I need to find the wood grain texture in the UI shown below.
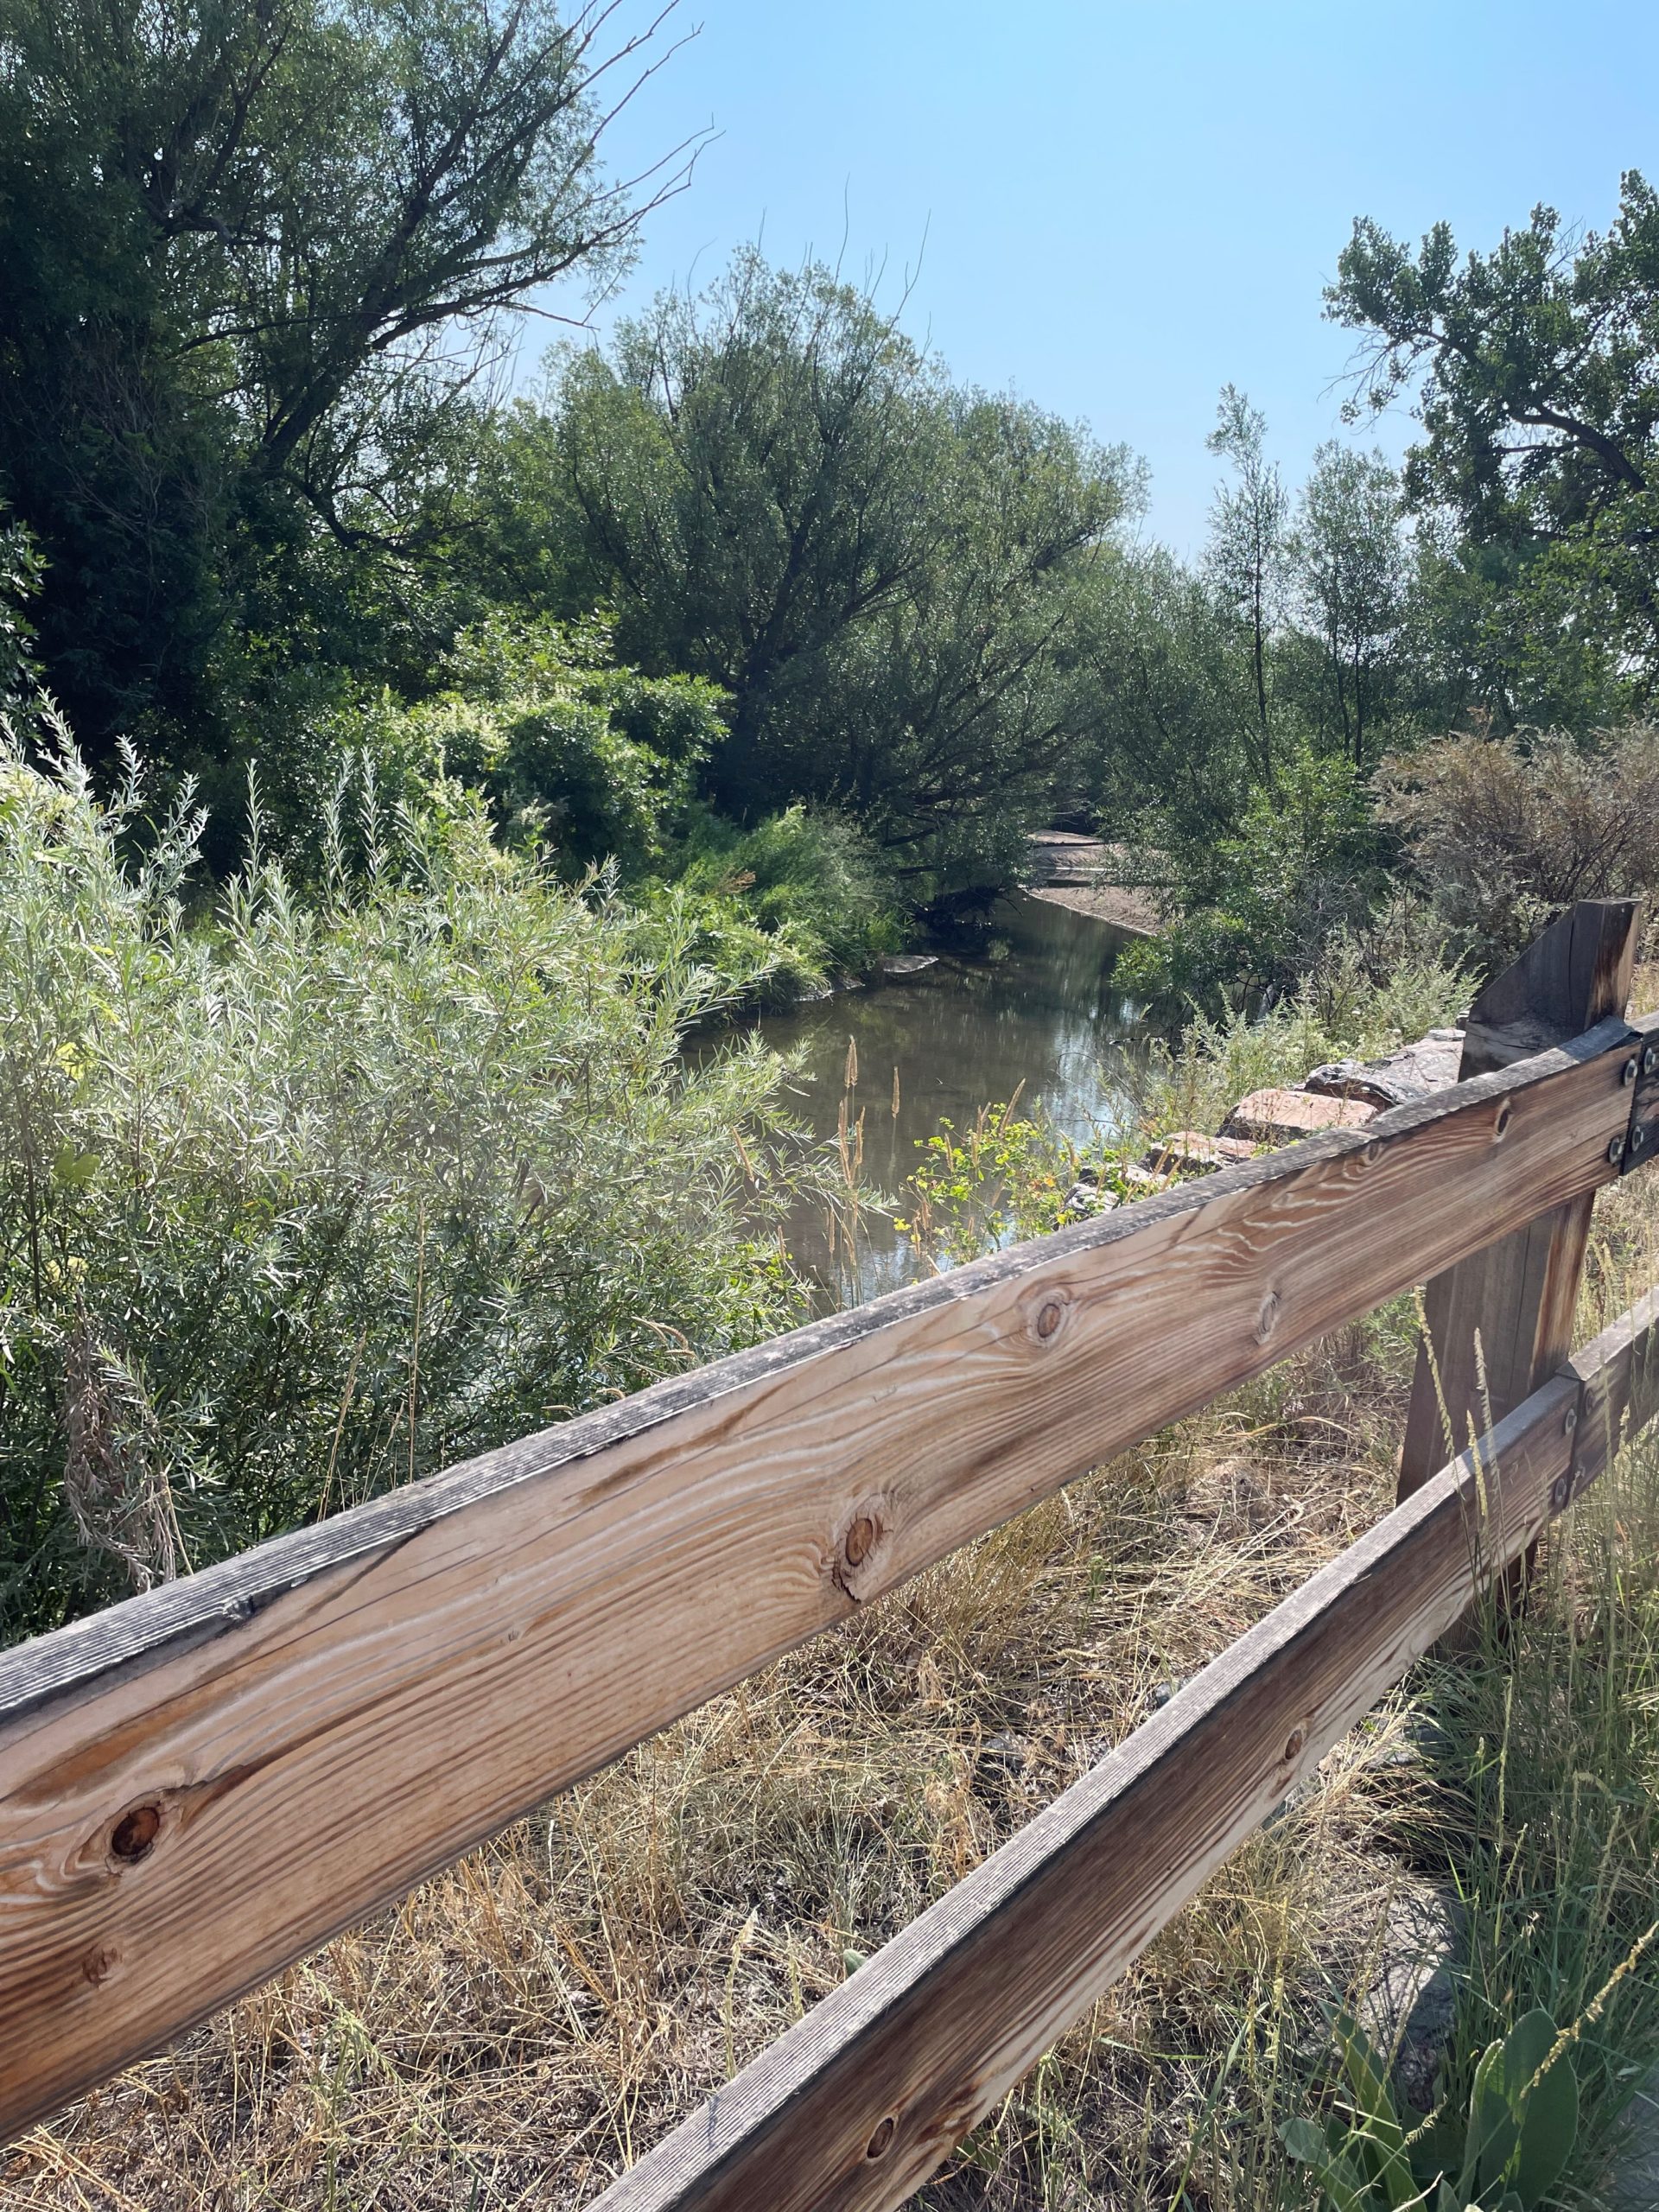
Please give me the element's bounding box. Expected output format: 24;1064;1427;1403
1565;1288;1659;1501
1398;900;1640;1497
0;1014;1647;2139
594;1367;1609;2212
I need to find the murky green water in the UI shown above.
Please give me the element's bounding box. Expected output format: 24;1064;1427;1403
735;893;1149;1305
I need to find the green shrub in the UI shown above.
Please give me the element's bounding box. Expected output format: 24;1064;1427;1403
268;620;902;1007
1283;2005;1580;2211
1135;928;1471;1137
291;611;728;878
1117;742;1395;1009
1376;724;1659;970
671;804;902;984
0;720;813;1641
0;505;43;706
894;1102;1138;1268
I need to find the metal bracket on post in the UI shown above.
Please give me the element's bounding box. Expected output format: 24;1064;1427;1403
1548;1386;1588;1518
1618;1029;1659;1174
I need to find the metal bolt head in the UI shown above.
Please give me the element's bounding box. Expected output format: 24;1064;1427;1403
1646;1045;1659;1076
1624;1057;1641;1086
1609;1134;1627;1166
1563;1406;1578;1434
1634;1126;1648;1155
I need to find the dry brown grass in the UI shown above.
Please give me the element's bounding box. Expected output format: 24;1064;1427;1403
9;976;1659;2212
0;1317;1426;2211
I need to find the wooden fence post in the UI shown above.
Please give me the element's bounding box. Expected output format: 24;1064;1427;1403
1397;898;1641;1501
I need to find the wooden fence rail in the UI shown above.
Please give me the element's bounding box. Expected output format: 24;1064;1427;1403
595;1289;1659;2212
2;903;1658;2184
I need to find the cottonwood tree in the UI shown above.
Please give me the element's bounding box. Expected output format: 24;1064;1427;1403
0;0;686;752
1287;442;1408;764
1205;385;1287;782
1328;173;1659;692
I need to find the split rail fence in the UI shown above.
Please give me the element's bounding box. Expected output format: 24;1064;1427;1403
4;899;1659;2212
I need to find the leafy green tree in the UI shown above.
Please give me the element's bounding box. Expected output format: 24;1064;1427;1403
1287;443;1408;764
1396;525;1629;737
535;251;1137;890
1205;385;1287;780
554;251;948;810
1327;173;1659;694
0;0;677;756
1065;543;1254;853
813;391;1136;893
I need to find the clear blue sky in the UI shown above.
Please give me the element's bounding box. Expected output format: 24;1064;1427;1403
536;0;1659;555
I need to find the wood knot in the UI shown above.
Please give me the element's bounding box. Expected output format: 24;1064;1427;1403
1281;1726;1306;1765
1493;1101;1513;1141
834;1499;893;1602
1025;1287;1073;1348
1254;1291;1281;1344
843;1514;878;1567
82;1943;120;1987
109;1802;162;1866
866;2114;897;2160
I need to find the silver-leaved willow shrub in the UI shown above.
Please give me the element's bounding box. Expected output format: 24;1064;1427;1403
0;714;822;1642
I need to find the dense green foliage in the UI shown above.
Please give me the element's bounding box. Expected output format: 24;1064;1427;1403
0;0;664;764
1330;173;1659;709
5;2;1658;987
1283;2006;1580;2212
8;6;1659;1630
470;252;1138;894
327;612;726;874
0;724;817;1640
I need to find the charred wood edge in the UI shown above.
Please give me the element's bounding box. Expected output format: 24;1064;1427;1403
593;1294;1659;2212
1;1009;1653;1728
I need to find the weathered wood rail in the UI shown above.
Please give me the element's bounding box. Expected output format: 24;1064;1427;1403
3;901;1659;2203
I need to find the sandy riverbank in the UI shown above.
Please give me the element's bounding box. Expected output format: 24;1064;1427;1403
1027;880;1161;936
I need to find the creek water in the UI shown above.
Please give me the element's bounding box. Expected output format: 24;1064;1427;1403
734;893;1150;1306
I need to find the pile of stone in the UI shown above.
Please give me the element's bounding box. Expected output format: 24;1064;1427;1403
1063;1027;1467;1220
1222;1027;1465;1146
